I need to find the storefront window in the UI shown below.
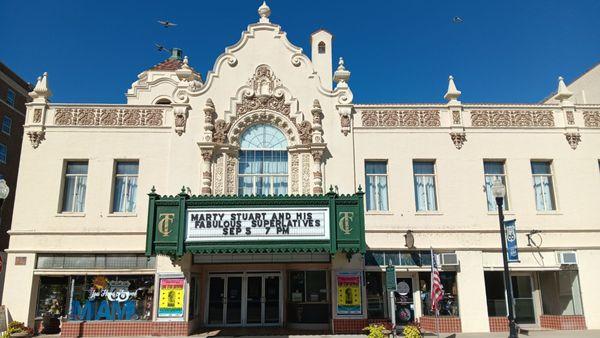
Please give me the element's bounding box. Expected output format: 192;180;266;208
36;276;69;318
365;251;431;267
418;272;459;316
485;271;507;316
68;275;154;321
287;271;328;323
539;270;583;316
366;272;384;319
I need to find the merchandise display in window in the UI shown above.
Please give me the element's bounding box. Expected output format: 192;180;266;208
419;272;459;316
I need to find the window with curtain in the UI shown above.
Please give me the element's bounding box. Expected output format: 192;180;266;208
62;161;88;212
484;161;509;211
531;161;556;211
365;161;389;211
238;124;288;196
413;161;437;211
112;161;139;213
6;89;15;107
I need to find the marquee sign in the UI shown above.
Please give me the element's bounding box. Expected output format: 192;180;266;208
146;189;366;257
186;207;329;242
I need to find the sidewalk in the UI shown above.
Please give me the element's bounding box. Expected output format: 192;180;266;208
41;330;599;338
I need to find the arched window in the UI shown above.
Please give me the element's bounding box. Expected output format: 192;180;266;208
238;124;288;196
155;98;172;105
318;41;326;54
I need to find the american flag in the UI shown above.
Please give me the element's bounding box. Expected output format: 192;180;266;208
430;248;444;313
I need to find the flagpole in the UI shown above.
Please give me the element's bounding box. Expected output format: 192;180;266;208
430;247;440;338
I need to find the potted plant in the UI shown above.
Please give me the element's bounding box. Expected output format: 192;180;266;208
2;321;34;338
363;323;390;338
402;320;422;338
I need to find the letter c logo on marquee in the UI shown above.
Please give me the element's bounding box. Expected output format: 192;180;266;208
158;213;175;237
338;212;353;235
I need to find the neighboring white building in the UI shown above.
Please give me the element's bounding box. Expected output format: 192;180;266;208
3;3;600;336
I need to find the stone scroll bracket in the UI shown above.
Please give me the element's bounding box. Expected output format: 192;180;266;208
450;131;467;150
173;104;191;136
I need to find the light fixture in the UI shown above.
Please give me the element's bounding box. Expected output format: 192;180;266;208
404;230;415;249
491;177;506;199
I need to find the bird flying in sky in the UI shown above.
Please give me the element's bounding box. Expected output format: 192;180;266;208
154;43;169;52
452;16;464;24
158;20;177;28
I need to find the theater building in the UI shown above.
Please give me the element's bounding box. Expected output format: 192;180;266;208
3;2;600;336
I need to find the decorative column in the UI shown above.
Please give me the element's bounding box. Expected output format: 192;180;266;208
445;75;467;149
311;99;323;143
27;72;51;148
201;150;213;195
203;98;215;142
333;57;353;136
555;76;581;149
311;150;324;194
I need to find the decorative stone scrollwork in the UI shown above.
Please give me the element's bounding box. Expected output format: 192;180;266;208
566;111;575;125
237;65;291;116
213;119;230;144
340;113;351;136
27;131;45;149
214;155;225;194
583;111;600;127
361;110;441;127
54;107;164;127
450;132;467;150
225;155;238;195
33;109;42;123
470;110;554;127
173;105;189;136
291;153;300;194
298;121;312;145
228;110;301;147
302;153;311;194
565;132;581;150
452;110;461;125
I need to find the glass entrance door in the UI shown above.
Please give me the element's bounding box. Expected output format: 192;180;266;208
207;273;281;326
512;275;535;324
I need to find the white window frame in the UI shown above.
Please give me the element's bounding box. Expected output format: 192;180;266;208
365;160;389;212
62;161;88;213
0;143;6;164
6;89;15;107
112;161;139;213
413;160;438;212
2;116;11;135
484;160;509;211
238;149;288;196
531;160;557;212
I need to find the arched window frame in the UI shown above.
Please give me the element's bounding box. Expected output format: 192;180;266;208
318;41;326;54
238;124;289;196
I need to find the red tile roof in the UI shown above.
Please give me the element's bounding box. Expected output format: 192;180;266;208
151;58;184;71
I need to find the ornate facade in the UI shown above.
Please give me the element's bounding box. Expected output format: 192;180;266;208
3;3;600;337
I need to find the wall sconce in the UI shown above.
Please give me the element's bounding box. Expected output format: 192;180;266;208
404;230;415;249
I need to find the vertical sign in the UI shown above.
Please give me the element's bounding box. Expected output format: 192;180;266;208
504;219;519;262
336;272;362;315
158;277;185;318
385;265;396;291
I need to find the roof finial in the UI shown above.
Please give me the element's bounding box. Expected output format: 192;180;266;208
555;76;573;102
176;56;193;81
258;1;271;23
444;75;461;103
29;72;52;102
333;57;351;88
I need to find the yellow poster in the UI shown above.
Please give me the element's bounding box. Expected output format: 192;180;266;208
158;278;184;317
336;272;361;315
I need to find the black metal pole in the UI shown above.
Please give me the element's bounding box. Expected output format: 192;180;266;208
496;197;518;338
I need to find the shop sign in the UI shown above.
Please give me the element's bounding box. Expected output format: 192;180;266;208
158;277;185;318
336;272;362;315
186;207;330;242
70;278;141;320
385;265;396;291
504;219;519;262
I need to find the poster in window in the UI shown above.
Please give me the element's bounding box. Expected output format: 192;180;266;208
336;272;362;315
158;277;185;318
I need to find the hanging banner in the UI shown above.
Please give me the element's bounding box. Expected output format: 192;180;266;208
336;272;362;315
504;219;519;262
158;277;185;318
385;265;396;291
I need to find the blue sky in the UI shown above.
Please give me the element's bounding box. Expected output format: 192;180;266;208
2;1;599;104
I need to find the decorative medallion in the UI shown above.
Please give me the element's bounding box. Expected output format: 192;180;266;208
33;109;42;123
583;111;600;127
27;131;45;148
